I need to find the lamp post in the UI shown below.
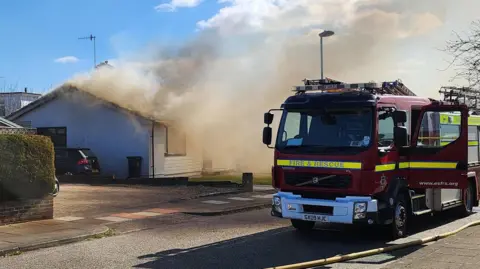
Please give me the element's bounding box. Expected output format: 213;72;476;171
319;30;334;80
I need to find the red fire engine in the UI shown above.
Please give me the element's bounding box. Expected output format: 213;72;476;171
262;79;480;238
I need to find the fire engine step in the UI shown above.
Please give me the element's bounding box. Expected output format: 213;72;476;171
411;194;430;215
441;200;464;210
412;209;432;216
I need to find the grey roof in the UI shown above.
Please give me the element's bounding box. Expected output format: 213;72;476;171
6;84;170;125
0;92;42;96
0;117;23;128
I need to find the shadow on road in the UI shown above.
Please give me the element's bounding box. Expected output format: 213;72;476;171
133;210;475;269
132;227;416;269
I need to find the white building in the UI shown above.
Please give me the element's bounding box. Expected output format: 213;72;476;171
0;89;42;117
7;85;204;179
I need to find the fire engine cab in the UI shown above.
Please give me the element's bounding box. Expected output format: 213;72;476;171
262;79;480;238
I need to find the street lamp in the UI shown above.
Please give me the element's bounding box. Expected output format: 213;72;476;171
319;30;334;80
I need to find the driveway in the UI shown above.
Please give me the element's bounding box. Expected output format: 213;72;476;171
54;184;237;218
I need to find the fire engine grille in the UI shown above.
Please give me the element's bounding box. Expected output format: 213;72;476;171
284;172;352;189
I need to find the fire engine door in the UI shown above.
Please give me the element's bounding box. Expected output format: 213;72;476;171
406;104;468;189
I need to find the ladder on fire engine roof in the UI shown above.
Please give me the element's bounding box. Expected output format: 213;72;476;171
294;78;417;96
439;86;480;115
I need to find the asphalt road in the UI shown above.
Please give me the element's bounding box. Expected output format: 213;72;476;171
1;208;479;269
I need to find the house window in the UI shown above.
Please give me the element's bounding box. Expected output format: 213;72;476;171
37;127;67;148
165;126;186;156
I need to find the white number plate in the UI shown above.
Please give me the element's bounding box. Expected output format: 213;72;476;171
303;214;329;222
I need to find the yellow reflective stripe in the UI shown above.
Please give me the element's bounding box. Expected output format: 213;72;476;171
419;137;458;140
277;160;457;170
407;162;458;169
399;162;410;169
440;114;461;125
439;113;480;125
468;117;480;126
438;141;477;146
375;163;396;172
276;159;362;169
399;162;457;169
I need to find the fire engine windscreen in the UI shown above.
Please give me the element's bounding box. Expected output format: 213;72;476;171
276;107;374;151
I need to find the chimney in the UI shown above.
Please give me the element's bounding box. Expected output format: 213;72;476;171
24;87;27;93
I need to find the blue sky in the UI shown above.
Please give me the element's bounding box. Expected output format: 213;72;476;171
0;0;221;92
1;0;479;96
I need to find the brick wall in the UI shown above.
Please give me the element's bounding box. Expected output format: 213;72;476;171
0;197;53;225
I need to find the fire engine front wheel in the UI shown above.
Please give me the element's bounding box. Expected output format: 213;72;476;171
392;193;409;239
291;219;315;232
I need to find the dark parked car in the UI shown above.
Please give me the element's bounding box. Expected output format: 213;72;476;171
54;148;101;176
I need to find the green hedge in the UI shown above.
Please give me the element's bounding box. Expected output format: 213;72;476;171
0;134;55;201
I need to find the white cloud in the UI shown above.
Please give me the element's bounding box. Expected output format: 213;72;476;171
54;56;79;64
196;0;443;38
155;0;203;12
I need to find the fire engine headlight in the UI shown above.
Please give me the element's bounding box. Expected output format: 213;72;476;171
353;202;367;220
272;196;282;213
354;202;367;213
273;196;281;206
354;213;366;219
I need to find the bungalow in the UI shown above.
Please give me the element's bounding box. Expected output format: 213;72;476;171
6;85;204;179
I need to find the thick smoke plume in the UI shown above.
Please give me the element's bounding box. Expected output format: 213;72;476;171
65;1;445;172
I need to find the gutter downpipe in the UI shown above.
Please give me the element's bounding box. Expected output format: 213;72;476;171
151;120;155;179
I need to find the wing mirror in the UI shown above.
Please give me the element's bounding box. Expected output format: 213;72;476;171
263;127;272;145
394;110;407;124
264;112;274;125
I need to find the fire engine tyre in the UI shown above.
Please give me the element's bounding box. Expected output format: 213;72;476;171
457;180;475;217
391;193;410;239
291;219;315;232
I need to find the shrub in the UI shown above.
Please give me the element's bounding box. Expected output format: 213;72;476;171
0;134;55;201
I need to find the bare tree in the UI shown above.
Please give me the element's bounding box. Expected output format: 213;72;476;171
444;20;480;88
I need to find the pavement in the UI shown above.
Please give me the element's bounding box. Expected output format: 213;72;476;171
384;220;480;269
0;220;109;256
0;185;274;257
